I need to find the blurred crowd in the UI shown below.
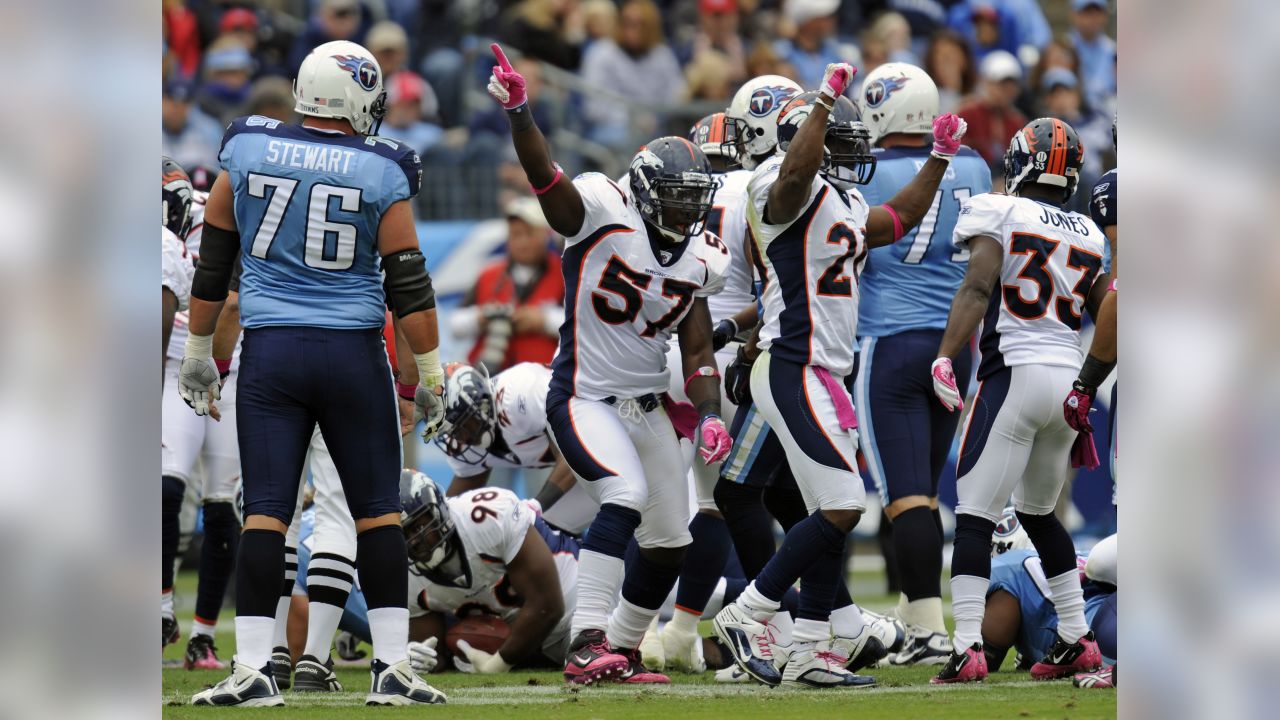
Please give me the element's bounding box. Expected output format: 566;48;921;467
163;0;1116;216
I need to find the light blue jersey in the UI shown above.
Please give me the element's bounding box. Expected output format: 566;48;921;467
990;549;1116;664
857;146;991;337
218;115;422;329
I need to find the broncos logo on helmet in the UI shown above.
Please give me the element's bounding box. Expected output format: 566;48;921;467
863;75;909;109
331;54;380;91
749;85;798;117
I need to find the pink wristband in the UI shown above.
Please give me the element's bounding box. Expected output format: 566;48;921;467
1109;278;1118;292
531;164;563;196
684;366;720;397
880;203;904;242
396;381;417;400
215;358;232;375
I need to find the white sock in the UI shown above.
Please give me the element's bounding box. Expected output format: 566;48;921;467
792;618;830;644
950;575;989;650
235;616;276;670
162;591;174;618
769;611;794;646
736;581;781;622
572;549;625;637
900;597;947;634
669;607;700;635
607;598;658;650
1046;569;1089;643
368;607;409;665
191;618;217;639
304;602;345;660
271;596;292;649
830;603;866;638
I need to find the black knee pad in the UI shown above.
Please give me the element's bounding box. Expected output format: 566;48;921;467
714;479;762;516
952;513;996;578
201;500;240;534
1015;511;1076;577
162;476;186;514
762;483;807;530
638;543;688;570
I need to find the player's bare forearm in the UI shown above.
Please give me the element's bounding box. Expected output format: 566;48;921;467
398;308;440;356
506;111;585;237
392;316;417;385
211;290;241;360
163;289;177;381
730;303;759;335
501;529;565;663
743;321;763;361
536;453;576;510
866;156;950;247
1084;270;1112;324
445;471;490;498
938;235;1001;359
1105;225;1117;277
186;297;226;337
678;299;722;418
766;102;831;225
1086;288;1117;364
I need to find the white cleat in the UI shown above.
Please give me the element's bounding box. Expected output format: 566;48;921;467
712;603;781;686
860;609;906;655
191;658;284;707
890;624;954;666
715;664;751;683
659;623;706;673
829;626;889;673
366;658;447;705
781;642;877;689
639;616;666;671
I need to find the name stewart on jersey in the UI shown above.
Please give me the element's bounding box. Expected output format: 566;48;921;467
263;140;358;175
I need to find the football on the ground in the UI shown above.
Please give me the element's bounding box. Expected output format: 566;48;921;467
446;614;509;655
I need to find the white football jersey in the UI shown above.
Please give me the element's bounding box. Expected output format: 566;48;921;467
446;362;554;479
704;169;756;324
162;226;194;313
952;193;1106;375
184;190;209;256
164;192;243;366
749;156;869;377
549;173;731;401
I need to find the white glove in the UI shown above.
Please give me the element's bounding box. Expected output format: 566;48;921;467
452;639;513;674
416;383;445;442
407;637;439;674
179;333;221;419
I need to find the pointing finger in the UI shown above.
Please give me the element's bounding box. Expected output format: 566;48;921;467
491;43;513;73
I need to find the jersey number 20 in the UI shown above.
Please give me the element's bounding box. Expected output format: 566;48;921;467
246;172;362;270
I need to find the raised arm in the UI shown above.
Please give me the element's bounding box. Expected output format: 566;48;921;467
488;44;585;238
864;115;969;248
765;64;855;225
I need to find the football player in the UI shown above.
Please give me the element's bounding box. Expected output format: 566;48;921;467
713;62;970;689
487;43;732;685
929;118;1109;684
183;40;447;706
852;62;992;665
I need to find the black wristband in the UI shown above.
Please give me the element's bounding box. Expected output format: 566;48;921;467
534;481;565;510
1076;354;1116;392
507;104;533;132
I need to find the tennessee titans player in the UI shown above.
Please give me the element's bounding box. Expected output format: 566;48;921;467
181;40;447;706
853;63;991;666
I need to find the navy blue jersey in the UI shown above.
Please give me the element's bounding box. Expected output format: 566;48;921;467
857;146;991;337
218;115;422;329
1089;168;1117;229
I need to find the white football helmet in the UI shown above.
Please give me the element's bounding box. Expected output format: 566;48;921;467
293;40;387;135
724;75;803;169
857;62;939;145
992;508;1033;557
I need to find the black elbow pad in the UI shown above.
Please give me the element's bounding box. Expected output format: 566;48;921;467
383;249;435;317
191;223;240;302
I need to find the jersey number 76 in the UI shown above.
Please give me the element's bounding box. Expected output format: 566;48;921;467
245;172;363;270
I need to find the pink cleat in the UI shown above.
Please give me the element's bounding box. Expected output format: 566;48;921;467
617;648;671;684
930;643;988;684
1030;631;1103;680
1073;664;1115;688
183;634;227;670
563;629;629;685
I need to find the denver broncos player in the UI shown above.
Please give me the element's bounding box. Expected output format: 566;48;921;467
853;62;992;666
713;63;970;689
930;118;1109;684
183;40;447;706
487;43;732;685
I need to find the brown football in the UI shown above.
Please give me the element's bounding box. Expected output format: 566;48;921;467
446;614;510;656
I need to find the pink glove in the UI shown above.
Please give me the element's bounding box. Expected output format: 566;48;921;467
930;113;968;158
697;415;732;465
1063;383;1095;434
1070;432;1100;470
487;43;528;110
819;63;857;99
930;357;963;412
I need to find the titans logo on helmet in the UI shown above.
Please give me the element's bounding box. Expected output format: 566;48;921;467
863;75;909;109
331;54;380;91
749;86;796;117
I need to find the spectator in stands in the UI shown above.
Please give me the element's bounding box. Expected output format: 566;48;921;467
867;11;917;67
581;0;685;147
774;0;853;93
1070;0;1116;112
163;1;202;78
882;0;963;61
499;0;586;71
1028;38;1081;96
745;40;800;85
162;78;224;170
1037;67;1109;209
684;49;735;103
366;20;410;76
580;0;618;51
956;49;1027;171
450;198;565;373
288;0;366;73
379;71;444;155
924;29;977;113
244;77;296;123
949;0;1049;68
195;37;256;125
678;0;746;84
219;7;259;55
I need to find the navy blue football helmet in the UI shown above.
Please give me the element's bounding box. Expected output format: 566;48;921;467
776;92;877;189
628;136;720;245
434;362;497;465
399;469;471;588
162;156;194;237
1003;117;1085;201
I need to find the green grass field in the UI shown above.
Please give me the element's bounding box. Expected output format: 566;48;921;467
162;568;1116;718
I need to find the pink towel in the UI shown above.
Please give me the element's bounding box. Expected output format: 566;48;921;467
662;395;700;441
813;367;857;431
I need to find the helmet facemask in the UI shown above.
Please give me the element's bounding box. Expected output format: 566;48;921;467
647;175;718;245
403;502;470;588
434;365;496;464
823;121;877;189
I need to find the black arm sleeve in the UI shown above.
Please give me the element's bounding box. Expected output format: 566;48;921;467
191;223;240;302
227;254;243;294
383;249;436;318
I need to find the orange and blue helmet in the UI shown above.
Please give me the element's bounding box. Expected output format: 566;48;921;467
1003;117;1084;201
